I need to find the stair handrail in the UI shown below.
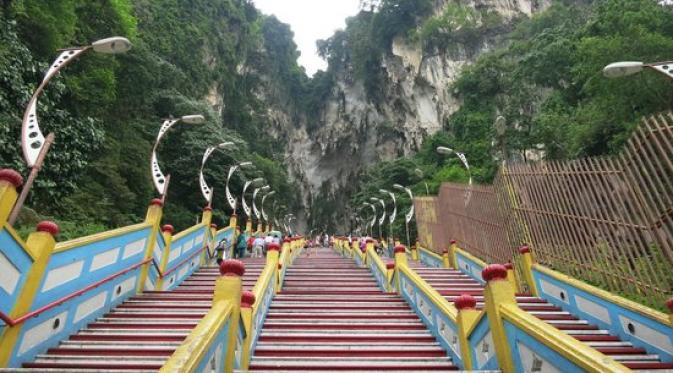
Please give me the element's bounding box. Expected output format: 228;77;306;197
365;241;392;292
0;257;152;327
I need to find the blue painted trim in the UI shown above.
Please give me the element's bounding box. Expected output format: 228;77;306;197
419;249;443;268
368;258;388;292
455;251;486;284
504;319;584;373
0;228;32;316
533;268;673;362
251;270;276;354
194;318;231;372
398;270;464;369
467;313;497;370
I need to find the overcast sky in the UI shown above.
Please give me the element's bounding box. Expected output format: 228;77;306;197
253;0;361;76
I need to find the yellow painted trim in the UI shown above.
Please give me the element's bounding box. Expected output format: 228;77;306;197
457;308;481;370
367;245;391;291
465;309;487;337
483;279;516;373
0;183;18;229
454;246;487;269
3;225;33;261
534;264;672;326
159;300;234;372
500;303;631;373
54;222;151;253
398;264;458;322
172;223;206;242
520;251;538;297
0;231;56;367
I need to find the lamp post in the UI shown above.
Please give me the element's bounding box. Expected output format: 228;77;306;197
393;183;414;247
261;190;276;232
437;146;473;204
603;61;673;80
379;189;397;246
225;161;253;227
370;197;386;240
242;177;264;233
10;37;132;225
151;115;205;202
363;202;376;237
199;142;235;206
252;185;270;232
414;168;429;195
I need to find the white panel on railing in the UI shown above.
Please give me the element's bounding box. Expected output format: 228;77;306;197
517;341;561;373
74;291;108;322
112;276;137;302
575;296;611;324
90;247;120;271
168;245;182;263
122;238;146;259
475;331;495;368
618;315;673;354
153;242;162;262
42;261;84;292
18;311;67;355
0;251;20;294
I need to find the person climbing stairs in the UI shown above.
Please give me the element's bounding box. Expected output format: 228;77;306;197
7;258;265;371
247;247;460;371
407;260;673;371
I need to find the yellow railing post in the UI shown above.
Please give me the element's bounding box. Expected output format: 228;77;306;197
245;218;252;234
229;213;238;228
385;262;395;292
504;262;520;294
455;294;480;370
0;221;59;367
0;169;22;226
411;243;419;261
200;207;213;264
267;243;281;293
449;239;458;268
240;290;255;370
393;244;408;293
351;238;359;258
518;246;538;296
136;198;164;294
442;248;451;269
482;264;516;373
216;260;244;373
155;224;174;290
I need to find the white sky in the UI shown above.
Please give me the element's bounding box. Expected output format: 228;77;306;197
253;0;361;76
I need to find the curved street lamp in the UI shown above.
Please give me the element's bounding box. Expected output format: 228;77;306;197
363;202;376;237
261;190;276;231
10;36;132;225
370;197;386;240
393;183;414;247
414;168;430;196
151;115;205;199
379;189;397;244
252;185;270;231
199;142;235;205
603;61;673;80
242;177;264;220
225;161;253;213
437;146;473;204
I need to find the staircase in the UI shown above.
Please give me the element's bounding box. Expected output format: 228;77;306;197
10;258;265;372
247;247;459;372
408;260;673;371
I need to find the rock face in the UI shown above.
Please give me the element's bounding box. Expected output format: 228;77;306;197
264;0;551;229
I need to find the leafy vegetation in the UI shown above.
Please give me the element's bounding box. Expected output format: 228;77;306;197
0;0;301;237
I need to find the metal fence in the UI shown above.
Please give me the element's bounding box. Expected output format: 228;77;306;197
415;112;673;308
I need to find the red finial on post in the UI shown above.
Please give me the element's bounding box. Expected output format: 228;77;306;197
442;248;449;255
504;262;513;270
36;221;59;236
150;198;163;207
241;291;256;308
0;169;23;188
450;239;457;245
162;224;174;234
267;243;280;251
210;223;217;229
386;262;395;270
666;298;673;313
219;259;245;277
203;206;212;212
394;245;406;254
519;245;530;254
482;264;508;282
454;294;477;310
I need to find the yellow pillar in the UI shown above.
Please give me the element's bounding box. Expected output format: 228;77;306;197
0;221;59;367
455;294;480;370
449;240;458;268
136;199;164;294
267;243;281;293
229;213;238;228
363;238;373;265
442;248;451;269
200;207;213;264
411;244;419;261
482;264;516;373
240;290;255;370
504;263;520;294
351;239;359;258
518;246;538;296
385;262;395;292
245;219;252;234
215;260;244;373
393;244;408;292
155;224;174;290
0;169;22;226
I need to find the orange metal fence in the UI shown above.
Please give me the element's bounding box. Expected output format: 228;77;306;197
415;112;673;308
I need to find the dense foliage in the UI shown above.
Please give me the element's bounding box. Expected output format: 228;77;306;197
0;0;301;236
348;0;673;239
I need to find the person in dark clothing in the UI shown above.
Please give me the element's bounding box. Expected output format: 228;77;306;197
235;232;247;259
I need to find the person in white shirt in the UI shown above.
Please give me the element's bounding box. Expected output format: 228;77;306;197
252;235;265;258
